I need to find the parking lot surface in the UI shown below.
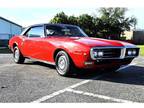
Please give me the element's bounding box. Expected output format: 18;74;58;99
0;54;144;103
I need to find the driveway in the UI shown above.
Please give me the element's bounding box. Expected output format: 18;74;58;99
0;54;144;103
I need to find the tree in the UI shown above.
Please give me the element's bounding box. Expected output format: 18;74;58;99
50;12;69;24
68;16;78;25
50;8;137;40
77;14;96;36
97;8;137;39
50;12;96;36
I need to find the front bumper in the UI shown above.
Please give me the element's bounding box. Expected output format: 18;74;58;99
84;46;139;69
83;58;134;69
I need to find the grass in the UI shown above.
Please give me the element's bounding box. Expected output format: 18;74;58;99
0;47;12;54
137;45;144;56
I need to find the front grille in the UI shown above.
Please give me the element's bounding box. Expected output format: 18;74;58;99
102;48;121;58
92;48;121;59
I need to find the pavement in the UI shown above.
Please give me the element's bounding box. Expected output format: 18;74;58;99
0;54;144;103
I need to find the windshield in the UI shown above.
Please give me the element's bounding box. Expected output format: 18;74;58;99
46;25;88;37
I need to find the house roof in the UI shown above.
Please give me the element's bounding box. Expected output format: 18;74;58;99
0;16;22;28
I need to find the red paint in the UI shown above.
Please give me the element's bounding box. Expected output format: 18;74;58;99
9;24;138;70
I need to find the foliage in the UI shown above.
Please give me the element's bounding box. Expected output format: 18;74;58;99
50;12;69;24
97;8;137;39
78;14;96;37
50;8;137;39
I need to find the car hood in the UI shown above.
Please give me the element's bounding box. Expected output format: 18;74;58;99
46;36;135;48
71;37;125;47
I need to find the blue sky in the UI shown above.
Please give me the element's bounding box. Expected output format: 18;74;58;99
0;0;144;29
0;8;144;29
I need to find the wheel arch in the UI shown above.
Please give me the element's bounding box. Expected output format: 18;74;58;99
12;42;18;52
53;48;67;61
53;48;75;66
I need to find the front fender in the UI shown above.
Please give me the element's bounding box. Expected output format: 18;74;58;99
62;42;91;68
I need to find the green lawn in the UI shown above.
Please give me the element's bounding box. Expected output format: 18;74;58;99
137;45;144;56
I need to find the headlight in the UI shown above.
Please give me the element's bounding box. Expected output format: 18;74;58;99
93;52;98;57
132;50;136;55
98;51;104;57
127;49;137;56
128;50;132;56
92;50;104;58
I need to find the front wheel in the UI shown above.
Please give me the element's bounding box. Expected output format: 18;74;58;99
55;51;74;76
13;46;25;64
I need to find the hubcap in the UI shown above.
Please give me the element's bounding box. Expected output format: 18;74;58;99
14;49;19;61
58;56;66;70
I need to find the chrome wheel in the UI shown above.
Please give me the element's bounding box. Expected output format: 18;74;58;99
58;56;67;70
14;48;20;62
55;51;73;76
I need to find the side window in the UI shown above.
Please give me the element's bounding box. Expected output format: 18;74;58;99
26;26;44;38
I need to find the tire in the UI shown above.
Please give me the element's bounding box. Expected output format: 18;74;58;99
55;51;74;76
13;46;25;64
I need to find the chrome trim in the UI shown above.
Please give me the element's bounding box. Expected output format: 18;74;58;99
91;46;125;49
120;48;126;59
38;60;55;65
26;57;55;65
90;46;139;60
84;62;93;65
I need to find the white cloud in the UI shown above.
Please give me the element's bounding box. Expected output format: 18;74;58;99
0;0;144;8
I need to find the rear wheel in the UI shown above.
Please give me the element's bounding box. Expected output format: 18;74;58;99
13;46;25;64
55;51;75;76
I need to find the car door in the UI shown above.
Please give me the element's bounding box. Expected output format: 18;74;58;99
21;26;45;59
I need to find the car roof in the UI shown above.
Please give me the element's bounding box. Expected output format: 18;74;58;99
28;23;78;28
21;23;79;35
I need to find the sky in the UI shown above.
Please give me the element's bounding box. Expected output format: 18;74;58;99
0;0;144;29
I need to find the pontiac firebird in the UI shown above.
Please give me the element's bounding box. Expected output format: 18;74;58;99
9;24;139;76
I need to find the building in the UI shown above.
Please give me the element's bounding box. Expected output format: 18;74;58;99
123;30;133;40
133;30;144;44
0;17;22;47
123;30;144;44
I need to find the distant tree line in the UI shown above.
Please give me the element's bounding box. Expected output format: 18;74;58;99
50;8;137;40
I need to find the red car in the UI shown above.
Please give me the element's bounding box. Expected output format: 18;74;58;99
9;24;139;76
